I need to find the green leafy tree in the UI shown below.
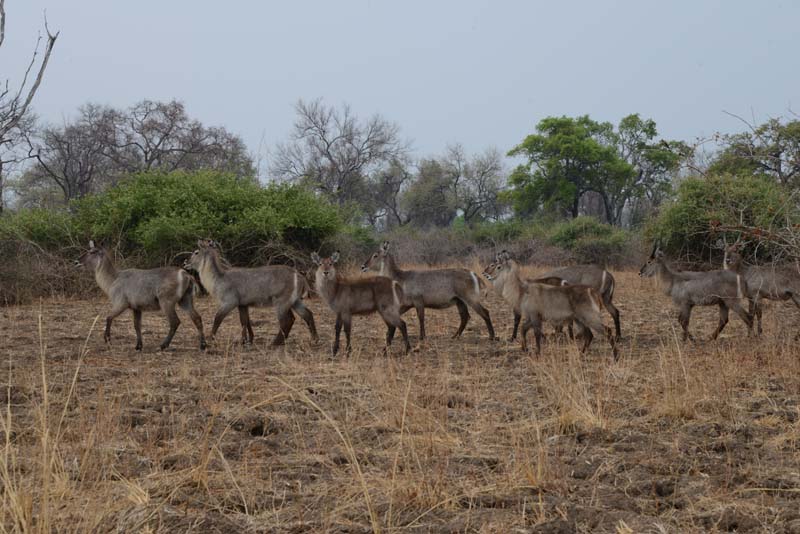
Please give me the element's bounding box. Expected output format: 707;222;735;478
508;114;685;225
709;117;800;185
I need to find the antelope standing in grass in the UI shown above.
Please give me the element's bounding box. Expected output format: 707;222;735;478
313;252;411;356
360;241;496;341
639;244;753;341
538;264;621;341
184;240;317;346
724;242;800;335
483;253;617;358
76;241;206;351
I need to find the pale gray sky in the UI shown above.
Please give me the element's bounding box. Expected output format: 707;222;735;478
3;1;798;163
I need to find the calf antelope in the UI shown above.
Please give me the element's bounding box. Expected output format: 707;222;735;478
483;255;617;359
360;241;496;341
483;251;572;340
184;240;317;346
724;243;800;335
539;264;621;341
313;252;411;356
639;244;753;341
76;241;206;351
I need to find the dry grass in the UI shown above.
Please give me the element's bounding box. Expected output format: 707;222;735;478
1;269;800;532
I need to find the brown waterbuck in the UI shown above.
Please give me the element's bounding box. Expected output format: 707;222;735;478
360;241;496;341
639;244;753;341
482;253;617;358
313;252;411;356
484;251;573;340
184;240;317;346
76;240;206;351
538;263;621;341
724;242;800;335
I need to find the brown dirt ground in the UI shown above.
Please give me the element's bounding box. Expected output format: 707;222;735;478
1;269;800;533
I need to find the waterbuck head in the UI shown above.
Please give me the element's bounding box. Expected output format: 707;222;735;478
312;251;340;280
184;239;217;271
638;242;663;278
723;240;744;271
75;240;105;271
361;241;390;273
482;250;512;282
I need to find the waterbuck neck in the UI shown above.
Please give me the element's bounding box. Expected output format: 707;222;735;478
197;250;227;297
653;259;678;295
94;253;119;296
494;260;525;310
380;253;404;280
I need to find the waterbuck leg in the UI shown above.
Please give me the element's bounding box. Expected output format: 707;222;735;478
385;324;396;346
342;315;353;355
453;299;470;338
132;309;143;351
159;304;181;351
710;303;730;340
510;311;521;341
567;321;575;340
104;303;127;344
291;301;318;342
237;306;252;345
414;301;426;341
468;301;496;341
730;300;753;337
271;309;295;346
753;297;764;336
532;317;544;356
603;298;622;341
381;307;410;354
678;303;694;341
574;319;594;353
211;301;237;340
178;291;206;349
520;319;531;352
333;315;343;356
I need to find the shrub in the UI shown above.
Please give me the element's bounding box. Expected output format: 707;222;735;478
647;174;794;262
546;217;630;265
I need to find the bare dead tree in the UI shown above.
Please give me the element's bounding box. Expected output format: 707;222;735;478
442;144;507;224
0;0;59;212
272;99;409;205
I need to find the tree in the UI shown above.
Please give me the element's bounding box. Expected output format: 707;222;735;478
368;158;413;229
507;114;685;225
272;99;408;206
0;0;58;212
18;100;254;206
401;158;458;228
709;115;800;185
442;144;507;224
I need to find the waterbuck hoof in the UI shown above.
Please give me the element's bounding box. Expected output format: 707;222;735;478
159;344;169;351
199;340;207;351
135;344;143;351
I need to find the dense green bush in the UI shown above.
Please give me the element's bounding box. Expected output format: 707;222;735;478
545;216;630;264
647;174;794;261
1;171;342;267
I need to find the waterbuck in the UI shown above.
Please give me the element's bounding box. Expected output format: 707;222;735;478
538;264;621;341
483;254;617;358
76;241;206;351
724;243;800;335
360;241;495;341
483;251;573;340
313;252;411;356
184;240;317;346
639;244;753;341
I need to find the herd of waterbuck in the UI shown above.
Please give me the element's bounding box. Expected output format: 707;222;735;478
73;238;800;358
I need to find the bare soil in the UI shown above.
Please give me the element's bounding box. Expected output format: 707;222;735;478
1;270;800;533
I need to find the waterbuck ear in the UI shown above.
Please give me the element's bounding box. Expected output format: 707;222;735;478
197;239;207;249
649;241;658;258
88;240;95;249
500;250;511;261
331;251;341;264
381;241;390;252
310;252;321;265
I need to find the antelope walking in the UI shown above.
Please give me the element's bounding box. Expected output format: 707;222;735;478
361;242;495;341
76;241;206;351
538;264;621;341
483;253;617;358
313;252;411;356
724;242;800;335
184;240;317;345
639;244;753;341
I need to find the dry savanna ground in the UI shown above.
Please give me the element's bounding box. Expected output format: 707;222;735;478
2;266;800;533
